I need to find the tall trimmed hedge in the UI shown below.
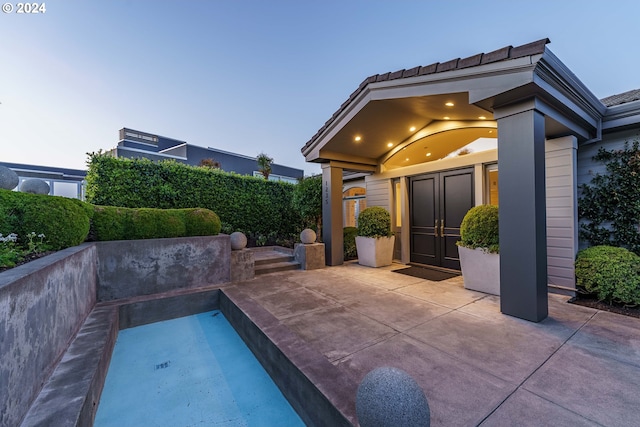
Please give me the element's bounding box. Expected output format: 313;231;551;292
85;153;302;236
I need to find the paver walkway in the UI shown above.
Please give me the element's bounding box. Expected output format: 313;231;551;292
230;261;640;427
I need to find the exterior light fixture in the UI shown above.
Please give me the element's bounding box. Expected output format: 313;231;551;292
387;142;393;147
354;136;362;142
445;102;454;107
409;126;416;132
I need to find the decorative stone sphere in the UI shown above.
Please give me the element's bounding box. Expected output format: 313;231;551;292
0;166;19;190
20;179;50;195
300;228;317;244
230;231;247;250
356;367;430;427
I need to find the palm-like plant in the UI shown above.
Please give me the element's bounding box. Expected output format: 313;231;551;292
256;153;273;179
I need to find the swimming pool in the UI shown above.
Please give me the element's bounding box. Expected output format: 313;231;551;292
95;310;305;427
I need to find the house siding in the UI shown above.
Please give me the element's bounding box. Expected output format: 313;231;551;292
364;178;391;212
545;136;578;290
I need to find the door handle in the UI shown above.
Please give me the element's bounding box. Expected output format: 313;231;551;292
434;219;439;237
440;220;445;237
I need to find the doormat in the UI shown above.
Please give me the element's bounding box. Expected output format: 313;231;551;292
393;266;460;281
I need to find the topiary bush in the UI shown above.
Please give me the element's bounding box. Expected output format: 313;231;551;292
458;205;499;253
575;245;640;305
357;207;393;238
90;206;220;241
343;226;358;260
0;189;90;251
184;208;221;236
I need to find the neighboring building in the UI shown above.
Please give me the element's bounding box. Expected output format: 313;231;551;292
302;38;640;322
112;128;303;183
0;161;86;199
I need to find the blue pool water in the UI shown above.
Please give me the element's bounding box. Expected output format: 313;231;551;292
95;310;305;427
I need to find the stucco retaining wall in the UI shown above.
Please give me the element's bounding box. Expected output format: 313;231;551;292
0;244;97;427
96;235;231;301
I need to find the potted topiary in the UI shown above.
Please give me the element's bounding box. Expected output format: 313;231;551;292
355;206;395;267
457;205;500;295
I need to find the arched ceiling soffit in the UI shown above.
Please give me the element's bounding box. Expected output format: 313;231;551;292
383;124;497;170
318;92;496;165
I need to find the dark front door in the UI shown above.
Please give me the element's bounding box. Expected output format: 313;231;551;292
409;168;473;270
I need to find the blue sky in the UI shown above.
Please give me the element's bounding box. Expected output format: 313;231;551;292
2;1;639;176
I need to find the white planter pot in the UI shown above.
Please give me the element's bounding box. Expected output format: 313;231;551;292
355;236;395;268
458;246;500;295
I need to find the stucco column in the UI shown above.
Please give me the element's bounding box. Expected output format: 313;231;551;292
322;164;344;266
496;104;548;322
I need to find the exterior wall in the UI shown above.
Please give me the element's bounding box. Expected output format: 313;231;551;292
364;178;392;212
545;136;578;290
96;235;231;301
0;244;97;427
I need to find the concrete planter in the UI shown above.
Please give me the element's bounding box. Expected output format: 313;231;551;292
355;236;395;268
458;246;500;295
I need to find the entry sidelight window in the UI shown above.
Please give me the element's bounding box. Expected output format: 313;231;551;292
485;164;499;206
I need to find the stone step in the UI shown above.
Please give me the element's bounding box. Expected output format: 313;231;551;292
255;254;295;266
255;260;301;275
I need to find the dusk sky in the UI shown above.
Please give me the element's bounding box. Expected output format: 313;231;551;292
2;1;639;176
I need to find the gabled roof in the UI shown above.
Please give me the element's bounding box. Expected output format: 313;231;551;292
303;38;551;152
601;89;640;107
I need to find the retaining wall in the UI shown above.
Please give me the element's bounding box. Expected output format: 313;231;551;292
0;244;97;427
0;235;232;427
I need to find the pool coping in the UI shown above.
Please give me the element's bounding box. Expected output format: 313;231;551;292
20;284;355;426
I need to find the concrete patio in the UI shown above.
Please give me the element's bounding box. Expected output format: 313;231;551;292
229;261;640;427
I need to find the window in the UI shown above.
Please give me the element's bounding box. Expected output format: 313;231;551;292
485;164;498;205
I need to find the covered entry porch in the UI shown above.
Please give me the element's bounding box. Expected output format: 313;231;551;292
301;39;604;322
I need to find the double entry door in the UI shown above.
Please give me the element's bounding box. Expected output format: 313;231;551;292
409;168;474;270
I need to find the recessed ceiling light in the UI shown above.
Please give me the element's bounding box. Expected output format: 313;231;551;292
409;126;416;132
444;116;450;120
405;158;410;162
426;153;431;157
489;130;493;134
354;136;361;142
478;116;486;120
445;102;454;107
387;142;393;147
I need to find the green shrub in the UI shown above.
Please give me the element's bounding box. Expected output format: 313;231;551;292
0;189;90;251
357;207;392;238
575;245;640;305
91;206;219;241
85;153;302;239
458;205;499;253
343;226;358;260
184;208;221;236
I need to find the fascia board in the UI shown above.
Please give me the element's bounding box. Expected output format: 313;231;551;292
602;101;640;131
303;57;536;159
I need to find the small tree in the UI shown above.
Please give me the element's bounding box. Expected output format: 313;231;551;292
292;175;322;235
199;158;221;169
256;153;273;180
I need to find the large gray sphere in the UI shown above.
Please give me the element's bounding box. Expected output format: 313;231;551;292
230;232;247;250
0;166;19;190
20;179;50;195
356;367;430;427
300;228;317;244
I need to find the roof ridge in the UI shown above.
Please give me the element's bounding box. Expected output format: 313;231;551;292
303;38;551;151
